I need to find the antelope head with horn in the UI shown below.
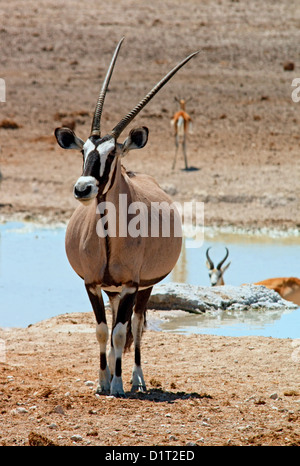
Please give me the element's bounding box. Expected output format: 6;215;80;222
55;38;198;396
206;247;231;286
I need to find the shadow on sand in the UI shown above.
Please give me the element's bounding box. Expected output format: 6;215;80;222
126;388;212;403
180;166;200;172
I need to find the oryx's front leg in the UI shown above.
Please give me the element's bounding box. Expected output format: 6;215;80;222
86;285;110;394
110;284;138;396
131;287;152;393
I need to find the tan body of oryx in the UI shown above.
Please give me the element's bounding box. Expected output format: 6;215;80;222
171;98;192;170
254;277;300;306
55;38;198;396
66;166;181;287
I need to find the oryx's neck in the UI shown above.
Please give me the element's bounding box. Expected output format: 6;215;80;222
98;158;130;206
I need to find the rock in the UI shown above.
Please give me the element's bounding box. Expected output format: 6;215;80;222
53;405;65;415
48;423;58;429
148;283;297;313
16;407;28;413
28;432;56;446
270;392;278;400
71;434;83;442
0;118;21;129
283;61;295;71
84;380;94;387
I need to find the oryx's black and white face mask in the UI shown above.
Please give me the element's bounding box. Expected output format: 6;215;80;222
55;127;148;202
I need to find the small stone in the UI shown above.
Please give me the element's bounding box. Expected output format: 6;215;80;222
71;434;83;442
48;423;57;430
283;62;295;71
270;392;278;400
16;407;28;414
196;437;205;444
53;405;65;415
85;381;94;387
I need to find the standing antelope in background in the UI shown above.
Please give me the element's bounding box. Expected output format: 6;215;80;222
206;247;231;286
171;97;192;170
55;38;198;396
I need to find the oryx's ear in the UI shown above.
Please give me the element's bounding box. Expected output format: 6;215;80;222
121;127;149;156
55;127;84;150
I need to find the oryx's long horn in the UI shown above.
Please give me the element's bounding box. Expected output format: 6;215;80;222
217;247;229;270
90;37;124;137
206;247;214;269
110;50;199;139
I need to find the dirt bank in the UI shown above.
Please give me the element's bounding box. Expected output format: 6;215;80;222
0;0;299;448
1;312;299;446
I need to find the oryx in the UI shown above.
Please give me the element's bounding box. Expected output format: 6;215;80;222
55;38;198;396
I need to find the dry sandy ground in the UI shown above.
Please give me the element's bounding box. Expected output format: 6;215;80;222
1;312;300;447
0;0;299;231
0;0;299;447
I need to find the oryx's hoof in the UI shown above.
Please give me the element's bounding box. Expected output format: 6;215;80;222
131;368;146;393
131;383;147;394
96;367;111;395
110;375;125;397
96;385;110;395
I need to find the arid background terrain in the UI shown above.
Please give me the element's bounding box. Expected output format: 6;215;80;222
0;0;299;447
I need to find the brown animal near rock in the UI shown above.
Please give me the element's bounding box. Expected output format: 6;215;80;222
55;37;198;396
254;277;300;306
171;98;193;170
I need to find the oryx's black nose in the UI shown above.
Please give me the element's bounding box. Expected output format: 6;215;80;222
74;185;92;198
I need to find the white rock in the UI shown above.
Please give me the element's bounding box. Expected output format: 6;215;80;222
11;407;28;414
148;283;297;313
48;423;58;429
84;381;94;387
71;434;83;442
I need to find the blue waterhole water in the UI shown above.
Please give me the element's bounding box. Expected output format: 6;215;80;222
0;222;299;338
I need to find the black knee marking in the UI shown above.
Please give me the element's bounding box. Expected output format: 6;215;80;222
100;353;107;371
135;347;141;367
115;357;122;377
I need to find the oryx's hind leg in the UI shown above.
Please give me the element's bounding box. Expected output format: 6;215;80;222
85;284;110;394
105;292;120;379
110;284;138;396
131;287;152;393
172;134;179;170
